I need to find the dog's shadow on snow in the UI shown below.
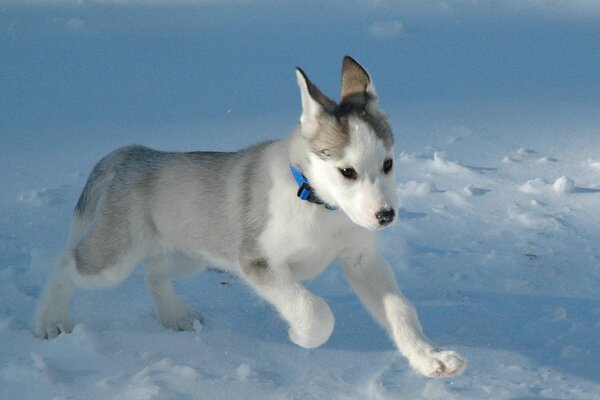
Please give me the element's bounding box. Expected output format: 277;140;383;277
72;268;599;384
178;272;600;384
325;296;394;353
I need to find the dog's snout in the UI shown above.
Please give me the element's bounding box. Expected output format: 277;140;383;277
375;208;395;226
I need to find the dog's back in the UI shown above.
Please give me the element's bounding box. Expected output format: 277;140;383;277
74;145;165;219
69;142;276;281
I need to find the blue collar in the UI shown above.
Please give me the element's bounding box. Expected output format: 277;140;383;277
290;165;337;211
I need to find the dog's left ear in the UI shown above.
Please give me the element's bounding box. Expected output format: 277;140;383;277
341;56;378;107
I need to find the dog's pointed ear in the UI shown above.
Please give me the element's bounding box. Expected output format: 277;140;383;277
341;56;377;104
296;67;336;135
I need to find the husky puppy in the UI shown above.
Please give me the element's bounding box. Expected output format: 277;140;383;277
34;57;466;377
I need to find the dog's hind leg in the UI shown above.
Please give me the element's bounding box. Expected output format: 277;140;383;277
144;253;205;331
35;205;150;338
34;251;77;338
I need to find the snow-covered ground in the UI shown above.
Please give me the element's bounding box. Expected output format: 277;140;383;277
2;2;600;399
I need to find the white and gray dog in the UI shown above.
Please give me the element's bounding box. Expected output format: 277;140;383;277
35;56;466;377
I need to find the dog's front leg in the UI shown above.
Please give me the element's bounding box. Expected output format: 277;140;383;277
340;245;466;377
241;257;334;349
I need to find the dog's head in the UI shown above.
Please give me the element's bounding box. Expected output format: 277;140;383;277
295;56;397;231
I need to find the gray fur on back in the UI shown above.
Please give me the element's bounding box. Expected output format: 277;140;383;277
75;145;166;217
72;142;276;275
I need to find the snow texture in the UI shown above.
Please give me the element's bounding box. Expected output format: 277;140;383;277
1;1;600;399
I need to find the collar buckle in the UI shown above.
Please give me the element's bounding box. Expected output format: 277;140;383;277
297;183;312;201
290;165;337;211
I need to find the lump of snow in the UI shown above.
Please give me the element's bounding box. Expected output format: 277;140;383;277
520;177;577;195
431;151;468;174
18;187;68;206
552;176;576;194
505;147;537;162
18;190;50;206
463;184;490;196
30;352;57;382
431;151;449;168
516;147;536;157
561;345;582;360
56;324;101;352
553;307;568;321
588;159;600;169
519;178;548;194
508;207;557;230
399;181;438;197
236;363;254;381
30;352;47;371
398;152;416;162
530;199;545;208
126;358;200;399
192;319;203;332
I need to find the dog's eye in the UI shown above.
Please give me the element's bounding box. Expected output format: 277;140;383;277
383;159;393;174
339;167;358;180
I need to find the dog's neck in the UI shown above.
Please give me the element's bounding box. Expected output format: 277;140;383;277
289;164;337;211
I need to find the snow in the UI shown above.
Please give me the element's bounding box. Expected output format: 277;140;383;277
2;1;600;399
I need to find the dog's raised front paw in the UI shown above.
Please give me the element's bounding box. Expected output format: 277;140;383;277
410;349;467;378
288;296;334;349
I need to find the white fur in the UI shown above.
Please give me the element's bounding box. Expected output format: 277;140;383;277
308;119;397;231
295;69;322;136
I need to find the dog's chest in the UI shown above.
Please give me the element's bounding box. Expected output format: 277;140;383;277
260;209;351;280
287;245;339;280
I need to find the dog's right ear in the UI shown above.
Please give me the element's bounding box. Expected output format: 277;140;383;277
296;67;336;136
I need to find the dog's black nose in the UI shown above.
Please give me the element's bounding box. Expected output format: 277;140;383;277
375;208;395;226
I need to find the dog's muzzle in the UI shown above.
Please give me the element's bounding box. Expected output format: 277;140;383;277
376;208;395;226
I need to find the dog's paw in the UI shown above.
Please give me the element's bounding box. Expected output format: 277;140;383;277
34;319;74;339
161;313;202;332
410;349;467;378
288;296;334;349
